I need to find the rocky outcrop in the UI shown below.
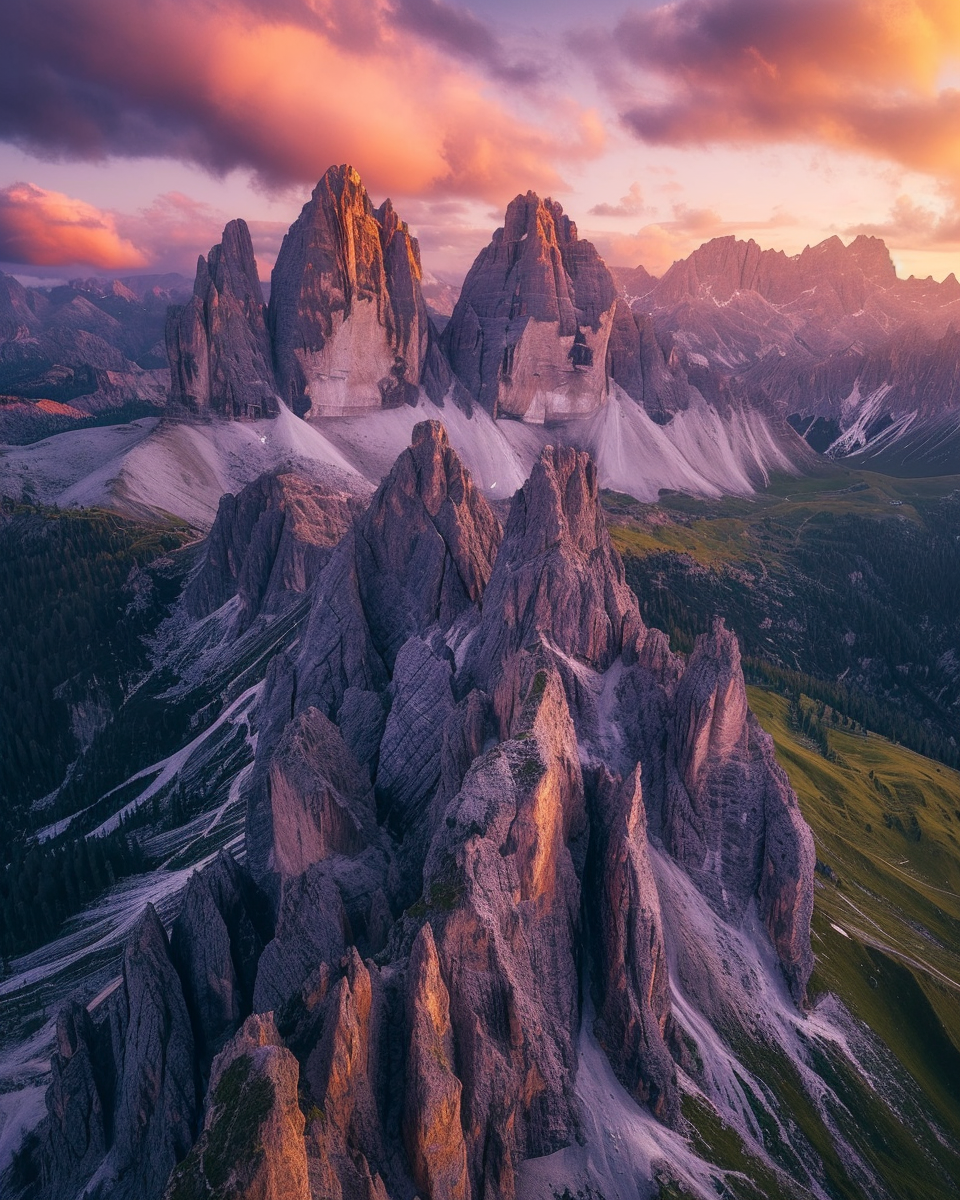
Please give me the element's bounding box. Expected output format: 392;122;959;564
169;851;265;1080
291;420;500;724
111;904;198;1200
269;165;456;416
404;924;470;1200
163;1013;309;1200
41;1002;110;1195
466;443;644;684
301;950;390;1199
246;706;379;889
665;619;815;1001
23;425;818;1200
444;192;621;421
185;471;357;629
590;767;677;1123
166;219;279;418
19;856;268;1200
421;654;587;1194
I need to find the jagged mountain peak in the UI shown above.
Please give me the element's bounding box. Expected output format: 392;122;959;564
12;427;828;1200
269;167;452;416
467;441;645;678
166;216;278;420
444;194;619;421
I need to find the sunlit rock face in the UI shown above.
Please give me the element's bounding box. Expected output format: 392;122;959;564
443;192;624;422
269;165;453;417
166;219;280;419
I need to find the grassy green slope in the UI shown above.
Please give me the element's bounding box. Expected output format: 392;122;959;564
749;686;960;1196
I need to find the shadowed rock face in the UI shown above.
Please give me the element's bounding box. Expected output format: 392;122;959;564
111;904;198;1200
466;443;645;683
26;425;816;1200
166;219;279;419
185;471;357;631
667;619;815;1001
444;192;623;421
590;767;677;1123
290;420;501;726
269;165;455;416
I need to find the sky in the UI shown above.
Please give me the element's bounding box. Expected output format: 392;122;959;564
0;0;959;285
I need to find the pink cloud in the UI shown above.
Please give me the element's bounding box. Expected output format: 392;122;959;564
581;0;960;202
0;0;601;203
0;182;149;268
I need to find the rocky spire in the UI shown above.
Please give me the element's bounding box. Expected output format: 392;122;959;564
269;165;456;416
466;443;645;682
666;619;815;1001
184;470;357;632
443;192;622;421
166;219;279;418
292;420;501;725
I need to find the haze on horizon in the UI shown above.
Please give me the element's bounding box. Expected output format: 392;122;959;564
0;0;958;285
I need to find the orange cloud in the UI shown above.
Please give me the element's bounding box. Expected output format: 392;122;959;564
0;0;600;202
0;183;149;268
589;0;960;191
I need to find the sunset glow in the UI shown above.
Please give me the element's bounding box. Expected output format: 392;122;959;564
0;0;958;280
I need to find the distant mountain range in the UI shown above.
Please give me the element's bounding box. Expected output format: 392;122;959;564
2;163;960;517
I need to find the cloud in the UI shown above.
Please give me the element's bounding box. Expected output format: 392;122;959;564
845;194;960;247
589;203;801;274
589;182;649;217
0;182;149;268
0;0;599;202
389;0;542;84
584;0;960;193
0;183;295;276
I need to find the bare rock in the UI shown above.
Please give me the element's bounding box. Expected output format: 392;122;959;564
467;443;644;686
375;635;455;836
42;1002;110;1194
404;924;470;1200
163;1013;309;1200
667;620;815;1000
302;950;388;1200
443;192;618;421
253;864;347;1016
184;471;356;629
590;767;677;1123
293;421;499;714
246;707;378;890
352;420;501;669
170;851;264;1080
166;219;279;418
111;904;198;1200
269;165;452;416
424;657;586;1197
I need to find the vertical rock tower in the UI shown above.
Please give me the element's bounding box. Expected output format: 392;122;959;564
269;165;452;417
443;192;629;421
165;219;279;419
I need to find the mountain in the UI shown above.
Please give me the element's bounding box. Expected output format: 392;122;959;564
269;164;457;416
10;424;960;1200
0;271;189;443
630;233;960;469
8;173;960;522
166;219;279;419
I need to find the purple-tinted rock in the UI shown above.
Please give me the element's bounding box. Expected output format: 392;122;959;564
166;219;279;418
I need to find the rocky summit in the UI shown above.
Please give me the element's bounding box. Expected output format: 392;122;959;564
166;219;280;420
269;165;456;417
9;422;822;1200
